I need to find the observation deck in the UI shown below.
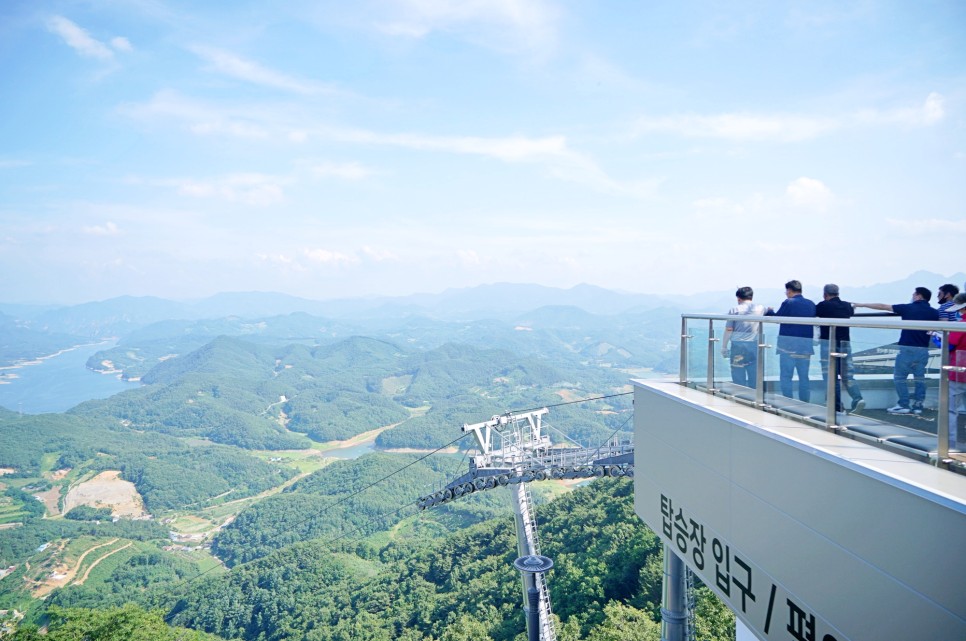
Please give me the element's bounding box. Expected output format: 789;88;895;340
632;313;966;641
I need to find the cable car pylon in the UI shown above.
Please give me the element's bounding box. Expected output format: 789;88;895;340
417;407;634;641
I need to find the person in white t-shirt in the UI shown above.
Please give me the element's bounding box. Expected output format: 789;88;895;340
721;286;765;389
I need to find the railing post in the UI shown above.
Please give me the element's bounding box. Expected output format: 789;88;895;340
756;322;765;407
707;319;717;392
825;326;838;428
680;317;689;385
938;331;951;461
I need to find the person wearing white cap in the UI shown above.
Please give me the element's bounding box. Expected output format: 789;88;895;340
946;293;966;449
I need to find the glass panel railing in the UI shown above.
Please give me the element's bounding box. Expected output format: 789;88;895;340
847;322;942;454
712;318;731;390
719;317;757;393
759;322;781;409
678;313;966;467
681;317;702;388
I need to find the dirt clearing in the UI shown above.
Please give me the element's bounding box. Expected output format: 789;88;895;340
63;471;148;518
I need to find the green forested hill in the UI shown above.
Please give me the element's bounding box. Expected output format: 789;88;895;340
375;394;506;450
83;312;361;380
70;333;632;452
0;410;297;531
82;304;680;384
75;335;418;449
0;302;698;640
0;311;83;367
11;604;230;641
167;479;733;641
210;452;507;567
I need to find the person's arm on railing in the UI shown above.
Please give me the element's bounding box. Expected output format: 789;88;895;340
853;302;894;312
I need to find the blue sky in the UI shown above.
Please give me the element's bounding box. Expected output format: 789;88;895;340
1;1;964;304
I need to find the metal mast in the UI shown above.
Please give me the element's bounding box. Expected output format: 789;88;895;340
417;408;634;641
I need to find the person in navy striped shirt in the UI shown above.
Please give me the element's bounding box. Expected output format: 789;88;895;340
937;284;960;321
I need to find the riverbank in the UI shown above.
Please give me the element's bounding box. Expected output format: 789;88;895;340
0;341;139;414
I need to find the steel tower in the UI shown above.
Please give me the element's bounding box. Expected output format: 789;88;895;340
417;408;634;641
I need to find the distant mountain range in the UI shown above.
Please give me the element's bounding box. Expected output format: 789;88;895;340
0;271;962;345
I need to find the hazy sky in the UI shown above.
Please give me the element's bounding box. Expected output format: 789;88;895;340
1;1;964;304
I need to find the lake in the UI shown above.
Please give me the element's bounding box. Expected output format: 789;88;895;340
323;440;378;459
0;342;140;414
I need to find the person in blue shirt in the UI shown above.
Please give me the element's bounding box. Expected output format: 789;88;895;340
854;287;940;414
766;280;816;402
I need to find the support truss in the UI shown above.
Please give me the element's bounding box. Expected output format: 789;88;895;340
416;408;634;641
417;408;634;510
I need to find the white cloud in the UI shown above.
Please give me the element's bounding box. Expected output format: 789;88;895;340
118;90;273;139
633;93;945;143
123;91;569;162
456;249;482;265
256;253;302;269
171;174;288;206
786;3;874;29
375;0;560;57
303;248;359;266
634;113;837;142
856;92;945;127
885;217;966;235
692;197;746;215
110;36;133;53
786;177;833;210
189;46;333;95
922;92;944;124
312;161;374;180
327;127;569;162
120;92;649;197
690;193;765;221
189;120;268;138
46;16;128;60
82;221;120;236
361;246;398;261
319;127;656;194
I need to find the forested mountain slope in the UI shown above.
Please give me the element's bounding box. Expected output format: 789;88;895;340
0;292;709;640
70;334;633;452
169;479;734;641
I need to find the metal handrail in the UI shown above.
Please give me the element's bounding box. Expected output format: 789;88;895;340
682;312;965;469
684;312;958;332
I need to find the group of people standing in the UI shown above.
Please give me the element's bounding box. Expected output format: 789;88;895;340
720;281;966;445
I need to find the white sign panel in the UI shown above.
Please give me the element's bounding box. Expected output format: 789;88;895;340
657;491;847;641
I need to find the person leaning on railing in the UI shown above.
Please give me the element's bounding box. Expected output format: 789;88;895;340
815;284;864;413
853;287;939;415
946;293;966;449
720;286;765;390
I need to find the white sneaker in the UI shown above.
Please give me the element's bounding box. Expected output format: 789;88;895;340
887;405;911;415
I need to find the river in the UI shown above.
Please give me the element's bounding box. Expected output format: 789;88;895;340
0;342;140;414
